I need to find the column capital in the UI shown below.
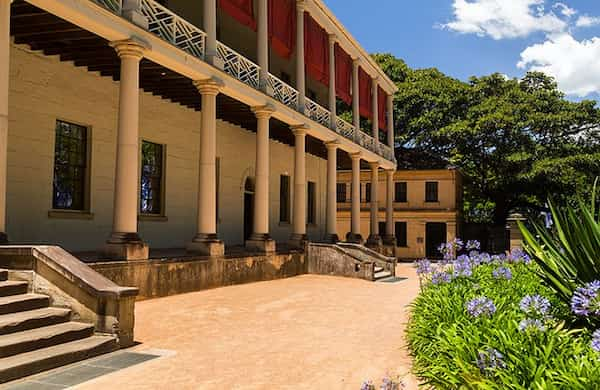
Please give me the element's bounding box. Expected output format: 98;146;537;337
252;104;275;119
369;161;380;170
296;0;306;11
325;139;341;150
328;33;337;45
193;78;224;95
385;169;396;176
352;57;360;66
291;124;309;136
109;38;149;60
350;152;362;161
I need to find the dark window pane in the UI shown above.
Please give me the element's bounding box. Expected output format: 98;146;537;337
426;182;438;202
365;183;371;203
140;141;164;214
395;182;407;202
395;222;407;247
336;183;346;203
279;175;290;223
307;181;316;224
378;222;386;236
52;120;88;210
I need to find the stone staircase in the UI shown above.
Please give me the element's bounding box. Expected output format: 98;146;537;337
0;268;118;384
373;265;393;281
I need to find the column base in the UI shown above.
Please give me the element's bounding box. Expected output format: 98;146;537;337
245;234;276;254
122;10;149;29
288;234;308;249
323;234;339;244
366;234;383;251
345;233;363;245
207;54;225;70
187;234;225;257
382;235;396;246
104;233;149;261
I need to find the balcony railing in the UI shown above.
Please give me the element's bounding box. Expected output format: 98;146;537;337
304;98;331;128
266;74;298;109
90;0;394;162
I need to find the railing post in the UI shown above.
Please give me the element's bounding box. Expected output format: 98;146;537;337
122;0;148;29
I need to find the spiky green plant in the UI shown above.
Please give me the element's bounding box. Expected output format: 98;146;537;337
519;180;600;304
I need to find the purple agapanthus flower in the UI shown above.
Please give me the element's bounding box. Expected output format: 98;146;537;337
466;240;481;251
453;256;473;278
492;266;512;280
571;281;600;317
467;297;496;318
431;271;452;285
361;380;375;390
518;318;546;332
520;295;551;318
508;248;532;264
416;259;433;275
592;330;600;353
476;348;506;376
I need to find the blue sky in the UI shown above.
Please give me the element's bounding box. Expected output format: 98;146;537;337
324;0;600;101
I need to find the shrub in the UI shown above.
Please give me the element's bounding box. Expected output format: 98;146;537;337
407;249;600;389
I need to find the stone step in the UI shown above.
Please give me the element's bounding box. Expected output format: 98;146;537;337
0;270;7;282
0;322;94;358
0;335;118;384
0;294;49;315
374;266;384;273
374;270;392;280
0;307;71;336
0;281;29;297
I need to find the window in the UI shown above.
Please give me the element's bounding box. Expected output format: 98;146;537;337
307;181;316;225
395;182;407;203
425;182;439;203
140;141;165;215
279;175;290;223
378;222;386;236
365;183;371;203
395;222;407;247
336;183;347;203
52;120;89;211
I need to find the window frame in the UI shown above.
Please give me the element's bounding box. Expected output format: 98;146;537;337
395;182;407;203
336;182;347;203
307;181;317;225
395;221;408;247
425;181;439;203
139;140;167;217
51;119;92;214
279;174;291;224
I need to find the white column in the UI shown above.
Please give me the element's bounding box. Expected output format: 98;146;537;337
204;0;218;65
187;79;225;256
247;105;276;253
0;0;11;242
328;34;336;130
387;93;394;149
384;169;395;243
367;161;382;246
106;39;148;260
325;140;340;242
296;0;306;112
257;0;269;91
352;58;360;142
349;152;362;243
290;125;307;246
371;77;379;151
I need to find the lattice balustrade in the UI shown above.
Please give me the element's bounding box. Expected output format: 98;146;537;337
380;143;395;162
304;98;331;127
92;0;122;13
216;42;260;89
335;118;355;140
266;74;299;109
140;0;206;59
358;131;377;154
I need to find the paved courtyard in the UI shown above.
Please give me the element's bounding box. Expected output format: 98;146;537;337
75;264;420;390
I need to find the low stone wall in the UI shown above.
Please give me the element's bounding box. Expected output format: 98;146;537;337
90;252;307;300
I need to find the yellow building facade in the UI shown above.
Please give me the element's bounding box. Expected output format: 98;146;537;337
337;169;463;260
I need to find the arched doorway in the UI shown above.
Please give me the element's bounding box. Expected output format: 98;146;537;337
243;177;255;242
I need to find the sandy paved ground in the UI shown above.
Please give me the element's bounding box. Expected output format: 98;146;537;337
76;264;420;390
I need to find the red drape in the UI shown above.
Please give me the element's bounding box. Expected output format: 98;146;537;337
335;43;352;105
219;0;257;31
268;0;295;59
378;87;387;132
359;67;372;119
304;13;329;86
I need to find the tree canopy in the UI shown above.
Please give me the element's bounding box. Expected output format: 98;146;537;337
372;54;600;224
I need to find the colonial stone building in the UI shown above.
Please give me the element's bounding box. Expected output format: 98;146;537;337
337;168;463;259
1;0;400;258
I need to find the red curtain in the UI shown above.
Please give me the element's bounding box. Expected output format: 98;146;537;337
304;13;329;86
219;0;257;31
268;0;296;59
359;67;372;119
378;86;387;132
335;44;352;105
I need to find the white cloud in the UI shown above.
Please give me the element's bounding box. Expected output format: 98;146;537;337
444;0;568;40
553;2;577;18
518;33;600;97
576;15;600;28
